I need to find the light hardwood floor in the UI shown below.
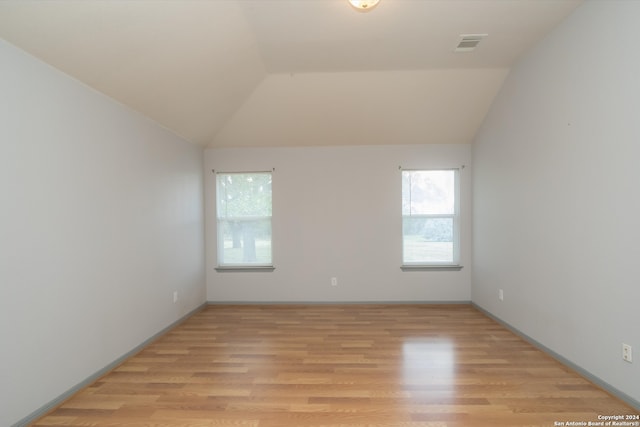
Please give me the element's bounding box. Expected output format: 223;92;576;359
33;305;637;426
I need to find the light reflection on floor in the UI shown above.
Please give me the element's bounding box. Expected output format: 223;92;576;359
402;338;455;395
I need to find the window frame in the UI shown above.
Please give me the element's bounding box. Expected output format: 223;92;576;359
401;168;462;270
215;171;274;271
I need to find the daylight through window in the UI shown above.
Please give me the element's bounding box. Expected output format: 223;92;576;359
402;169;459;266
216;172;272;267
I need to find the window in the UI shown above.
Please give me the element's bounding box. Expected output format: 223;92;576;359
402;169;460;266
216;172;272;268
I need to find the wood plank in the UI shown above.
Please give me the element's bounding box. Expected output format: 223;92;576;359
32;305;637;426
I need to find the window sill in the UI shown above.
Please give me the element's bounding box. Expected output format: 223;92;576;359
401;265;463;272
215;266;275;272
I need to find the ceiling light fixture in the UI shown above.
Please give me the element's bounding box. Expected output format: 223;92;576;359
349;0;380;12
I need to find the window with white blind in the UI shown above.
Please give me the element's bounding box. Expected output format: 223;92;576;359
216;172;272;268
402;169;460;267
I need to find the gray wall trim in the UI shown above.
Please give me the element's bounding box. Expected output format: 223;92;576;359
11;303;207;427
472;303;640;412
207;300;472;305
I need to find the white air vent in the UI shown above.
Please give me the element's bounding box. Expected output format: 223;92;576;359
455;34;488;52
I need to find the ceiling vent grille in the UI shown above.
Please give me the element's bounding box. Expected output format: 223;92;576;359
455;34;488;52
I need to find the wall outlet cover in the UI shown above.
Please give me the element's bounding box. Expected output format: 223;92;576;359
622;343;632;363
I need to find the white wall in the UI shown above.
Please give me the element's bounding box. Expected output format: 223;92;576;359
206;144;471;302
0;40;206;426
472;0;640;404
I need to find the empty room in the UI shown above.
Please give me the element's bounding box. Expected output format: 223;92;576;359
1;0;638;426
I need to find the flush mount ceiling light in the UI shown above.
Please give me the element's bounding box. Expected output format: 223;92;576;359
349;0;380;12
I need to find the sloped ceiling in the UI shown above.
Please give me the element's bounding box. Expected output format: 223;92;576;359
0;0;581;147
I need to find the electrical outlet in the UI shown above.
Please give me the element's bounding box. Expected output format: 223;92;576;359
331;277;338;287
622;343;632;363
173;291;178;303
498;289;504;301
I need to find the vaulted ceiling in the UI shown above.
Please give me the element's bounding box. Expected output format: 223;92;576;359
0;0;581;147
